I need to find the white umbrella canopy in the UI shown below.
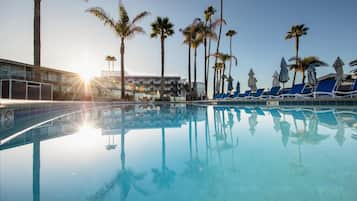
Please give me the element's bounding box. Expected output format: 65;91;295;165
272;71;280;88
279;57;289;88
333;57;345;87
248;69;257;91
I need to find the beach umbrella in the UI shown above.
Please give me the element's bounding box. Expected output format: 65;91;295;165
272;71;280;88
279;57;289;89
236;81;240;94
333;57;345;87
248;69;257;91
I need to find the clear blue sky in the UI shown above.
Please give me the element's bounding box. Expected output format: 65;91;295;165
0;0;356;92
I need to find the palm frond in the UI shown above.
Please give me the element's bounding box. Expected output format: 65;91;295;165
119;5;129;25
87;7;116;28
132;11;150;25
127;26;146;39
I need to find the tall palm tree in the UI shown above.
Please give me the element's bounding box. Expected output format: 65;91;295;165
180;19;200;99
34;0;41;81
285;24;309;85
191;29;203;98
213;0;224;96
198;19;222;99
87;3;149;99
210;53;237;94
204;6;217;98
150;17;175;99
226;30;237;80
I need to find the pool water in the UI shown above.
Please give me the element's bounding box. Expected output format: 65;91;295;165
1;104;357;201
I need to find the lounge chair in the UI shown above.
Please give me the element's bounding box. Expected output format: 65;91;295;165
260;86;281;99
279;83;305;98
334;79;357;98
303;79;337;98
235;90;251;99
246;89;265;99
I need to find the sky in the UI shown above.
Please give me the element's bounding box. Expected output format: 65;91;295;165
0;0;357;93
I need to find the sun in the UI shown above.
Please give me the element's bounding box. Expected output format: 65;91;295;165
79;71;96;84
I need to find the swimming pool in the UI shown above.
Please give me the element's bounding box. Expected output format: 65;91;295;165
1;103;357;201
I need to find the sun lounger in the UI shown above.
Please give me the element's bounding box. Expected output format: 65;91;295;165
260;86;281;99
279;83;305;98
304;79;337;98
334;79;357;98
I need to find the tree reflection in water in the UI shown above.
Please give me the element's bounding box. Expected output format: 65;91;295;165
88;109;147;201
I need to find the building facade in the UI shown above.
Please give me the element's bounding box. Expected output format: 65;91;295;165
0;59;85;100
92;71;183;100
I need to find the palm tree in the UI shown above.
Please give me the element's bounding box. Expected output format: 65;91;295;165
204;6;217;98
105;56;111;71
226;29;237;77
151;17;175;99
87;3;149;99
288;56;328;83
226;30;237;81
191;28;203;98
285;24;309;85
213;0;224;96
210;53;238;94
198;19;222;99
212;62;224;92
180;19;200;99
34;0;41;81
105;56;116;71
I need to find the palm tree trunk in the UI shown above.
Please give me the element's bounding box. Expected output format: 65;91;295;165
160;37;165;99
221;63;226;94
213;68;217;95
229;37;233;77
188;44;192;98
204;38;208;99
120;37;125;99
213;0;223;97
207;18;212;98
34;0;41;81
193;47;198;98
293;36;300;86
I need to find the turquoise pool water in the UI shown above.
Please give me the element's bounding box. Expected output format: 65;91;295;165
1;104;357;201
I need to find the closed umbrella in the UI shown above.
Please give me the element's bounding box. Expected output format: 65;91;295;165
333;57;345;87
236;81;240;94
248;69;257;91
279;57;289;89
306;64;317;86
272;71;280;88
227;76;234;93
